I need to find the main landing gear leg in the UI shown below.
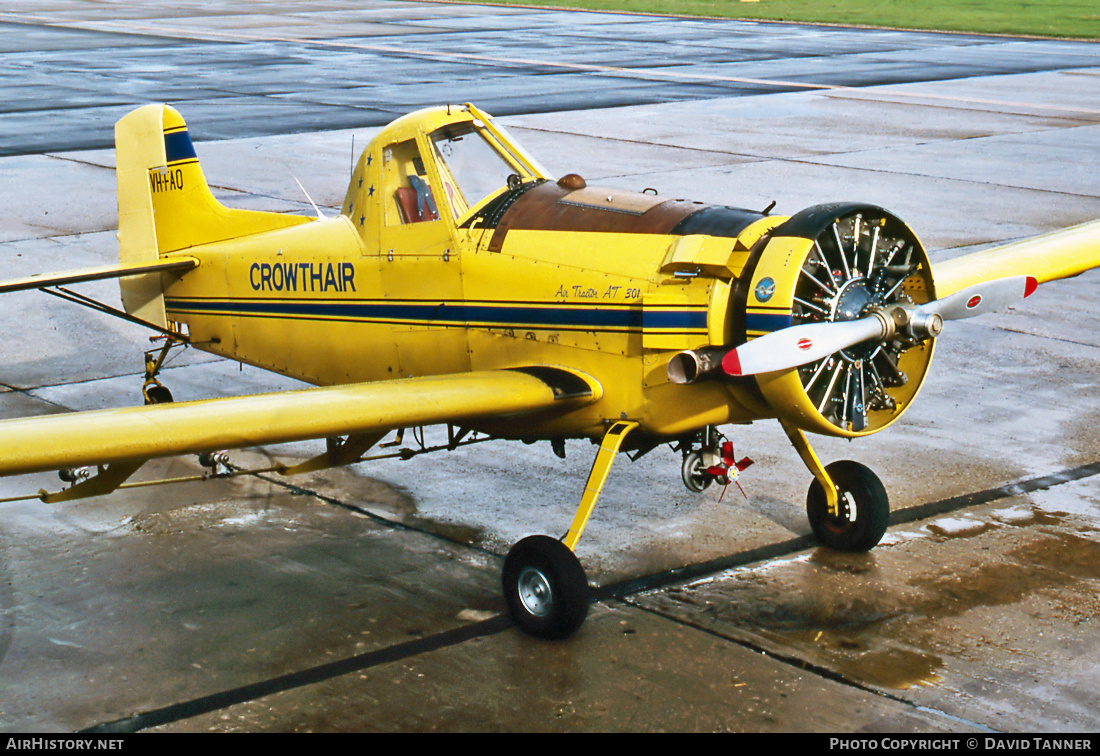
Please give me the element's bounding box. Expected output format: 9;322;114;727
502;421;638;640
780;420;889;552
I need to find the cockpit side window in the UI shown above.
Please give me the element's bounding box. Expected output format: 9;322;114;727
384;138;439;226
430;123;524;219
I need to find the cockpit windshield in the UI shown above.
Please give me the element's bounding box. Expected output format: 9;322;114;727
429;122;525;219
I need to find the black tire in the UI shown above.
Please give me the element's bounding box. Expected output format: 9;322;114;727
681;451;712;492
143;383;174;405
502;535;589;640
806;460;889;552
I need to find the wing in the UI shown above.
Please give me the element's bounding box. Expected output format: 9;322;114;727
933;219;1100;297
0;367;598;485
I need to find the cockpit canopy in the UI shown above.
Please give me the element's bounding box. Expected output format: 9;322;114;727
429;120;529;219
349;104;551;231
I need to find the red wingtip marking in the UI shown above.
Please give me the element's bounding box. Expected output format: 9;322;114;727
722;348;743;376
1024;276;1038;298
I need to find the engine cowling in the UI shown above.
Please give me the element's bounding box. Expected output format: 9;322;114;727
743;203;936;437
668;203;938;438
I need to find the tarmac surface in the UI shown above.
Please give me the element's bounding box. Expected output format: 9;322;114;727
1;0;1099;734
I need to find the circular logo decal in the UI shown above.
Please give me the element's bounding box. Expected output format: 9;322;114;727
754;277;776;303
966;295;982;309
797;337;814;351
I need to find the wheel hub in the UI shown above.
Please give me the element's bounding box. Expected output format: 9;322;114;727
823;490;858;531
516;566;553;617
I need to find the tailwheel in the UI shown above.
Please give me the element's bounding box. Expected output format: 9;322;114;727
806;460;889;552
142;379;174;405
502;535;589;640
142;337;184;406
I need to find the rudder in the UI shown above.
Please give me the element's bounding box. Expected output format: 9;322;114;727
114;104;311;327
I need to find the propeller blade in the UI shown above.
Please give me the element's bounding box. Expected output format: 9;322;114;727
721;316;887;377
918;275;1037;321
719;274;1038;378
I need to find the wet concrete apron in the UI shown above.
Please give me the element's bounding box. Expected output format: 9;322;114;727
1;0;1099;734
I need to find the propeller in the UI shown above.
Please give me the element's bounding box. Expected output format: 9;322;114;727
721;275;1038;378
919;273;1038;321
721;315;892;378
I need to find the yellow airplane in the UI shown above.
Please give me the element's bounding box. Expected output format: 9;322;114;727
1;102;1098;640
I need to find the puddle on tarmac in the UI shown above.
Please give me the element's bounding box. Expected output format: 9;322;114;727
924;517;998;539
915;531;1100;614
992;505;1066;528
648;515;1100;692
113;452;488;546
790;629;945;689
287;455;488;546
1010;530;1100;581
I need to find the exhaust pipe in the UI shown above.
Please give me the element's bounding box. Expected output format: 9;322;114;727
667;346;729;385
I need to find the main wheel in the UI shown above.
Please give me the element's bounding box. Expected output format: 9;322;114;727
806;460;889;551
502;535;589;640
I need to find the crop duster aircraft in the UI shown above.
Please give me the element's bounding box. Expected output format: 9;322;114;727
0;103;1098;640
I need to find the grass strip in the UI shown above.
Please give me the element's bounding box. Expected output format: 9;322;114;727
448;1;1100;40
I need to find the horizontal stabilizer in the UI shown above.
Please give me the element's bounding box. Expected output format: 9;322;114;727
0;257;198;294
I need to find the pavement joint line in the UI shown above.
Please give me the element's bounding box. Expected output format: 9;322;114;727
64;454;1100;732
3;357;227;402
39;153;114;169
0;386;72;412
508;123;763;158
241;466;507;563
616;595;1000;733
992;326;1100;350
79;613;514;734
8;12;1100;117
773;150;1100;199
243;450;1100;596
823;87;1100;117
597;459;1100;600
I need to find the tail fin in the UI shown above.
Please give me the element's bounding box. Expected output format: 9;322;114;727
114;104;310;326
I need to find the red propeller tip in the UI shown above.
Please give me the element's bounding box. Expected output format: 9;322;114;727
1024;276;1038;298
721;348;743;377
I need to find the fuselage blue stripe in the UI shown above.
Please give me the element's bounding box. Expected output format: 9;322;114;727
165;298;708;331
745;312;792;333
